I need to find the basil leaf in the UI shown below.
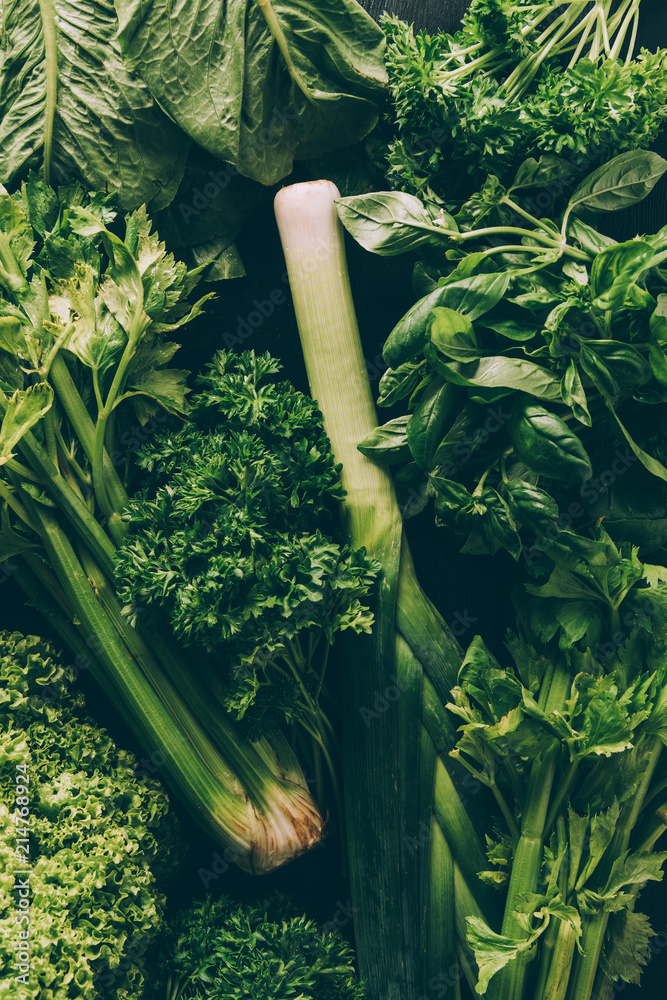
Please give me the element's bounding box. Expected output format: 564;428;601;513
116;0;386;186
505;481;560;536
357;414;411;464
566;150;667;217
406;379;460;470
0;0;189;211
430;475;474;532
508;154;580;193
427;308;480;362
336;191;455;255
463;487;521;560
505;275;562;311
383;272;510;367
561;260;589;286
412;260;441;298
582;464;667;552
568;218;618;256
394;462;430;520
482;316;541;342
578;341;652;400
606;401;667;482
377;360;426;408
649;295;667;343
649;342;667;388
590;241;655;311
509;400;593;484
561;361;591;426
425;351;562;402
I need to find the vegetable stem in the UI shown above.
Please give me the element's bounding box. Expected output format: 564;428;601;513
255;0;318;107
490;658;572;1000
37;0;58;185
566;738;664;1000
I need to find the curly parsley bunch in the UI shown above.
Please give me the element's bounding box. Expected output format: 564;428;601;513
382;2;667;203
116;351;379;787
144;893;366;1000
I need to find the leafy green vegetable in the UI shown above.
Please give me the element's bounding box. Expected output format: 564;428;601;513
144;893;366;1000
115;0;388;186
0;631;183;1000
0;176;326;875
116;350;379;788
447;534;667;995
337;125;667;996
0;0;189;210
509;400;593;484
380;2;667;203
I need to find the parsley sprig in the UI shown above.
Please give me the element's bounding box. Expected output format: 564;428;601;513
382;1;667;202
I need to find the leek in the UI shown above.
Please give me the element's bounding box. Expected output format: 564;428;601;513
274;179;498;997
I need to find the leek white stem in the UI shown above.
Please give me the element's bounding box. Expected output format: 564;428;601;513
274;180;403;552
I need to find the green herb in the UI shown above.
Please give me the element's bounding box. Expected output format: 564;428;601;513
336;145;667;997
0;175;325;874
144;894;366;1000
381;1;667;202
115;349;380;809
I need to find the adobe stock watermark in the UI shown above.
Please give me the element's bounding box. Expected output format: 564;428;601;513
321;899;358;935
177;103;300;225
222;272;292;350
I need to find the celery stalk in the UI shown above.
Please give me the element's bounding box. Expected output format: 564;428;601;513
11;453;323;876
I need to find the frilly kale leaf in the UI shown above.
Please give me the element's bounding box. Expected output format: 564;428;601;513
0;631;183;1000
143;893;366;1000
116;350;379;738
